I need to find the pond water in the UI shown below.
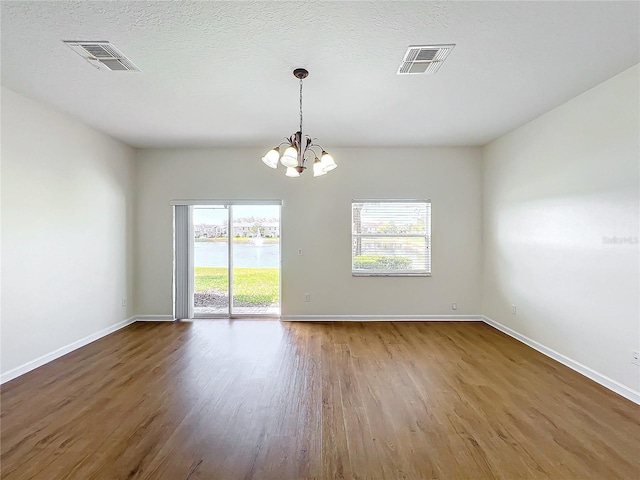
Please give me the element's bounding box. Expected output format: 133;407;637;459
195;241;280;268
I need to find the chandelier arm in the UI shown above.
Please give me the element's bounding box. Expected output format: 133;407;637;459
301;148;316;165
305;145;322;158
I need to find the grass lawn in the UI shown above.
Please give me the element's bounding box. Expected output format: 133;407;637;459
195;267;279;304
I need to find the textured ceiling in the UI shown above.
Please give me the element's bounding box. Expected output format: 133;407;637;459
1;1;638;148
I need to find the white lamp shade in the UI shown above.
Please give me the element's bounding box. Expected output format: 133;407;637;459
321;153;337;172
313;159;327;177
280;147;299;168
285;167;300;178
261;149;279;169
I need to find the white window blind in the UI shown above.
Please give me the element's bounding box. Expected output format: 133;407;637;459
352;200;431;276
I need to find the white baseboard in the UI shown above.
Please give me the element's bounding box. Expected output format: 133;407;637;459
482;316;640;405
0;316;136;385
280;314;483;322
134;315;175;322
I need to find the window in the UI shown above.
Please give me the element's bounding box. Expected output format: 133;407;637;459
352;200;431;276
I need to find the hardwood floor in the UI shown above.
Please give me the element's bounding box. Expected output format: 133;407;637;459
1;320;638;479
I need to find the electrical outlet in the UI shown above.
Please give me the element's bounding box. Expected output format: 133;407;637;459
298;248;303;256
451;303;457;310
511;304;517;315
633;350;640;366
304;293;310;302
122;297;127;307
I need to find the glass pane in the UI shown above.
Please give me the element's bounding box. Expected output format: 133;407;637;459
231;205;280;316
353;236;429;273
352;202;428;235
193;207;229;315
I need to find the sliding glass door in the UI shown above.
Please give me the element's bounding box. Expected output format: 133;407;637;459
193;206;229;316
189;202;280;318
230;205;280;316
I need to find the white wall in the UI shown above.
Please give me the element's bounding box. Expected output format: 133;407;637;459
482;65;640;394
134;147;482;317
1;87;136;377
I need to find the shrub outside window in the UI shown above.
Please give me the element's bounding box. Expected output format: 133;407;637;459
352;200;431;276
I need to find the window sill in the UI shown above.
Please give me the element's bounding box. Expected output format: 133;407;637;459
352;272;431;277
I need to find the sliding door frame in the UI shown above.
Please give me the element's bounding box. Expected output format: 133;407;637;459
172;199;282;319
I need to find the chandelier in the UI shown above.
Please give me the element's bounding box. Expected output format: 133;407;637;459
261;68;337;178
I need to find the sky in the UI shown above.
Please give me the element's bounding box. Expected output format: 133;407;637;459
193;205;280;225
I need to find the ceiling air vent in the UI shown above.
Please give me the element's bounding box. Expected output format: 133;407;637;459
397;44;455;75
63;41;141;72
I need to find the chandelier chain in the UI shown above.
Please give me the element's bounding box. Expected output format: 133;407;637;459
299;77;303;134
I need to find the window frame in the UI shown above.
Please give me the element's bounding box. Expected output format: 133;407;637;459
351;199;431;277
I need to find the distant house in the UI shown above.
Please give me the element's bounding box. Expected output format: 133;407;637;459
232;221;279;238
195;224;227;238
233;223;253;237
261;222;279;238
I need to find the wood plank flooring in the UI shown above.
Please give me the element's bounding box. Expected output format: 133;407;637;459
1;321;639;479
